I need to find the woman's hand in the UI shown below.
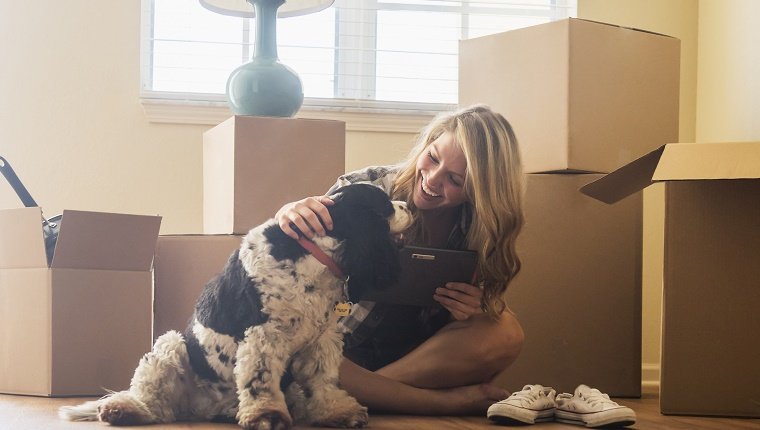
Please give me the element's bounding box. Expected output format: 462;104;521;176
434;282;483;321
275;195;334;240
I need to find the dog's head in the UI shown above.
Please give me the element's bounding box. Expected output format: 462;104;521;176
326;184;412;299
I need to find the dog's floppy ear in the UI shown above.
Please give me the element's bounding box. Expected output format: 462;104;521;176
342;213;401;299
328;185;402;299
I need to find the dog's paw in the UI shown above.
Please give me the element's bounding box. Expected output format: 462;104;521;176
97;393;153;426
98;403;126;425
98;403;140;426
313;405;368;428
239;409;293;430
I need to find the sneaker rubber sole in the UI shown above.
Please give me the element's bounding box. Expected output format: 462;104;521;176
555;408;636;428
487;404;555;425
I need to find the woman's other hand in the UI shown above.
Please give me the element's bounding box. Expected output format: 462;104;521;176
434;282;483;320
275;195;334;240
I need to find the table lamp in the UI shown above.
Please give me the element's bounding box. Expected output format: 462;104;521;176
199;0;335;117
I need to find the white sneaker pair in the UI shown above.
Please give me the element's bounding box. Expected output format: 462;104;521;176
487;384;636;428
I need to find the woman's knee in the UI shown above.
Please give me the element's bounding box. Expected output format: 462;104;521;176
498;312;524;361
473;312;524;373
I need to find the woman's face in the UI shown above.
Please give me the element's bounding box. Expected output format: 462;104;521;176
413;131;468;211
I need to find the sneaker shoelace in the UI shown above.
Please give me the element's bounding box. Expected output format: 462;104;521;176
509;385;545;407
578;389;619;409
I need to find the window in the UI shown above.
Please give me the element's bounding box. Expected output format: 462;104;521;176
140;0;576;119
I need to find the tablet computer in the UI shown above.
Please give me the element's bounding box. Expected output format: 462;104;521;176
360;246;478;307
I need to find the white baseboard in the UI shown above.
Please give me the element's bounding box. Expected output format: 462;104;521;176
642;362;660;390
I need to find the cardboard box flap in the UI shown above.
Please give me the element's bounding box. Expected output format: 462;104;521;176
580;142;760;204
653;142;760;181
0;207;48;268
579;146;665;204
51;210;161;271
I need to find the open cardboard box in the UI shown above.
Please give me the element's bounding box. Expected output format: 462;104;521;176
581;142;760;417
0;208;161;396
460;18;680;173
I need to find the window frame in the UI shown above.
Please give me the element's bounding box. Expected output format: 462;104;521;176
140;0;575;130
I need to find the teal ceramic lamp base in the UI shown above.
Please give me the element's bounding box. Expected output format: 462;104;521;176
224;0;304;117
227;59;303;117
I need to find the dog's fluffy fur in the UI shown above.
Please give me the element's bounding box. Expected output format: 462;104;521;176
59;184;412;429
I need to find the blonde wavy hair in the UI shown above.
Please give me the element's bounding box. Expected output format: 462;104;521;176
391;104;525;318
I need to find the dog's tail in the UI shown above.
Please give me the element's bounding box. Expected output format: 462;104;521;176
58;391;157;425
59;330;189;424
58;395;109;421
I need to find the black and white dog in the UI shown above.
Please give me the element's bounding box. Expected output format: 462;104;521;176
60;184;412;429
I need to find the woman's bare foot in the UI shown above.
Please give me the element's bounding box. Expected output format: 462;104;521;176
436;383;509;415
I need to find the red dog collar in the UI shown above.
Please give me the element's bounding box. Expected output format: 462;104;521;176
296;236;346;280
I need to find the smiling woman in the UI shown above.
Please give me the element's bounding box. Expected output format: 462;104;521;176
271;104;527;415
140;0;577;111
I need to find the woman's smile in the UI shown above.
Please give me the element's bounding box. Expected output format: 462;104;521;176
413;132;468;210
420;176;441;199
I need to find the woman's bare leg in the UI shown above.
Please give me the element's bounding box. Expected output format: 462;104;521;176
378;312;524;388
339;359;507;415
338;312;523;415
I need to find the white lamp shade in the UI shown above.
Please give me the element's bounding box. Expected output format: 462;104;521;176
199;0;334;18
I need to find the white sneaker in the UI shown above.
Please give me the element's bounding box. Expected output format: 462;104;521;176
487;384;557;425
555;384;636;428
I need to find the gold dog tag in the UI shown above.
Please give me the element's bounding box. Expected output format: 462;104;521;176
334;301;353;317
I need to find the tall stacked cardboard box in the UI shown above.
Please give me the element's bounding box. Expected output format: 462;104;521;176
153;116;345;338
459;18;680;397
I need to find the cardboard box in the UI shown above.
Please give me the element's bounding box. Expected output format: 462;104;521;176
153;235;242;338
0;208;161;396
581;142;760;417
459;18;680;173
203;116;345;234
493;174;642;397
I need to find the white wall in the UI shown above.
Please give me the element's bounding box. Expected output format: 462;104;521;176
696;0;760;141
0;1;207;234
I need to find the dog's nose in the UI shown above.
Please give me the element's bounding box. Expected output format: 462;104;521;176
393;201;410;212
389;201;413;234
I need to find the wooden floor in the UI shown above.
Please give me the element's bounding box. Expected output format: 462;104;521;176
2;388;759;429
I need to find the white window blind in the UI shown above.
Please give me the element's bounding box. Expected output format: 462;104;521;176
140;0;576;113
